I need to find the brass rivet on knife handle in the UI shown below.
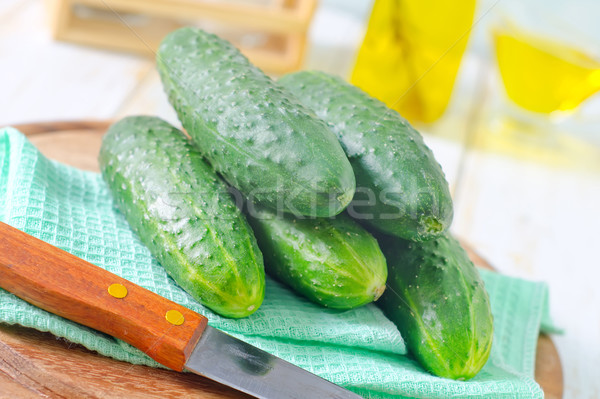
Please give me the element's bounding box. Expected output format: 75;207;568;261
0;221;209;372
108;283;128;299
165;310;185;326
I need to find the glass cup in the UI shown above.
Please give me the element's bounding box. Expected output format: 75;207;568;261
483;0;600;166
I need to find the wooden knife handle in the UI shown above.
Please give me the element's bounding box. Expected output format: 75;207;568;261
0;222;208;371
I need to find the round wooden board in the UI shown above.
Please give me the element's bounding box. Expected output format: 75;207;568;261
1;121;563;398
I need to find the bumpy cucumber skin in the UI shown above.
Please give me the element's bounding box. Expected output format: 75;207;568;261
377;233;493;380
99;116;265;318
248;207;387;309
279;71;453;241
156;27;355;218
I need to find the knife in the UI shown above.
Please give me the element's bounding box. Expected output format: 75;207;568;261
0;222;362;399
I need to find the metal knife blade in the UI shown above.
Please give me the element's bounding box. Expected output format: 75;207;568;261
186;326;362;399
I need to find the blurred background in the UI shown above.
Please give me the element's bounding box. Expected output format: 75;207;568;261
1;0;599;397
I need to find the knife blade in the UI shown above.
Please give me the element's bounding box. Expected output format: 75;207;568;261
0;221;361;398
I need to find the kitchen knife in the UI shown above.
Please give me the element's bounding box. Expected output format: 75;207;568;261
0;221;362;399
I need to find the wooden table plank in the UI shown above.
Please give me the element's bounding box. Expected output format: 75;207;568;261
0;1;153;126
418;54;491;198
114;70;180;128
0;0;28;18
452;133;600;399
447;54;599;398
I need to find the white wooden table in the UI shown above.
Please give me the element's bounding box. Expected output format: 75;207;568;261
2;1;599;398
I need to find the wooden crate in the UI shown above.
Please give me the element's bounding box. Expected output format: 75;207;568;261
46;0;317;74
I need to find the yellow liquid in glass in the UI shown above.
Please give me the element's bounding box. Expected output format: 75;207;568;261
494;29;600;114
351;0;476;124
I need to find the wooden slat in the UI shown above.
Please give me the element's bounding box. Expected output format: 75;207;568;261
46;0;315;74
72;0;316;34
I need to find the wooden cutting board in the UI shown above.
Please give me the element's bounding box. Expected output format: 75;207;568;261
0;121;563;398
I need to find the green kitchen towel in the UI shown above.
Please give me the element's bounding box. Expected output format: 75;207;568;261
0;127;553;398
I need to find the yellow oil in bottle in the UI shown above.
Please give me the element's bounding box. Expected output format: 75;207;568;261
494;28;600;114
351;0;476;124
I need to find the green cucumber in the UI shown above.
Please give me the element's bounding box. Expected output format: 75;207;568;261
156;27;355;218
279;71;453;241
376;233;493;380
99;116;265;318
247;206;387;309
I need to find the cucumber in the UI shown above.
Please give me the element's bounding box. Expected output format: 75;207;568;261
278;71;453;241
99;116;265;318
156;27;355;218
376;233;493;380
247;206;387;309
